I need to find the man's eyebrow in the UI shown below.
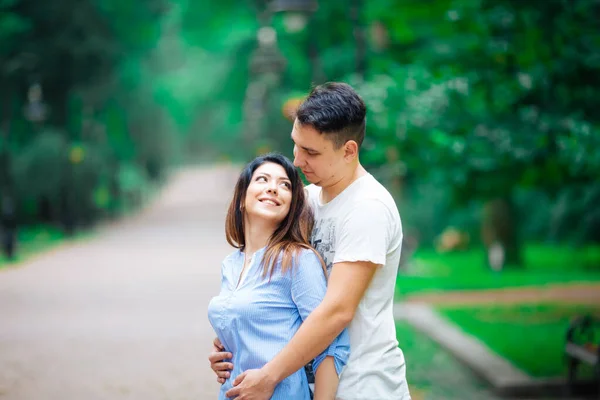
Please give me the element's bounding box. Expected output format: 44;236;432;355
291;133;319;153
297;143;320;153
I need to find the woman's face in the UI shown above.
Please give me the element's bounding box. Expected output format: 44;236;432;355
244;162;293;227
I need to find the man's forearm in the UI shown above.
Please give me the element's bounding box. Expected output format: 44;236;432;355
262;303;351;384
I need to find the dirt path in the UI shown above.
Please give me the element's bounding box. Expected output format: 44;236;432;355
0;165;241;400
404;283;600;307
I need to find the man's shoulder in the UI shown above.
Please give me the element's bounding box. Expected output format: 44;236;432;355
358;173;394;196
347;175;399;213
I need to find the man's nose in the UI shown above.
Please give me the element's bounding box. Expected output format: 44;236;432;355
293;151;303;167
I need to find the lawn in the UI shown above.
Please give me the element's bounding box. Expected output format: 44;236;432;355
437;303;600;378
396;244;600;298
395;322;492;398
0;225;72;268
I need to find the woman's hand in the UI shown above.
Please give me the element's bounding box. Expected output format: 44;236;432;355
208;337;233;384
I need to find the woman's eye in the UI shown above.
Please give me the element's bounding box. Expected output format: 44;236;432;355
281;182;291;189
256;176;267;182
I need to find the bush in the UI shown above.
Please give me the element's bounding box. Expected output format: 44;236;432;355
11;129;127;228
12;130;67;222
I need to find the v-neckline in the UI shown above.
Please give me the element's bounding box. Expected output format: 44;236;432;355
236;251;254;289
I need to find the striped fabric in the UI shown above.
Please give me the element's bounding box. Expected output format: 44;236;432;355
208;247;350;400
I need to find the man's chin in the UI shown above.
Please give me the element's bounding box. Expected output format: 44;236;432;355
304;176;320;185
301;171;318;184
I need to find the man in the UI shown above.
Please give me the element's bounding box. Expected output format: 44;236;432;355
209;82;411;399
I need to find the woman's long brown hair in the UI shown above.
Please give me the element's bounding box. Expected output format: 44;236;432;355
225;153;327;278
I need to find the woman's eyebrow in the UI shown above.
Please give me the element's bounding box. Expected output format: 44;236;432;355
257;172;290;181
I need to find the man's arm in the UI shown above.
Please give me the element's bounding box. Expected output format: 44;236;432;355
225;260;377;399
264;260;377;380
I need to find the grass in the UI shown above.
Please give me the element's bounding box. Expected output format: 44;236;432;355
437;303;600;378
0;181;161;270
395;322;492;398
396;244;600;298
0;225;85;268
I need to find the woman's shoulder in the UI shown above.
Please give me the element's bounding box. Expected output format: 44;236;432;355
292;247;324;270
222;249;242;267
295;247;318;259
269;246;321;270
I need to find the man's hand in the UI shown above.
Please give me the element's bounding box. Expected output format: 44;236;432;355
209;337;233;384
224;368;276;400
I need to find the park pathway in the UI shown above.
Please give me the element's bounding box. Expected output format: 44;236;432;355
0;165;240;400
0;164;529;400
404;283;600;307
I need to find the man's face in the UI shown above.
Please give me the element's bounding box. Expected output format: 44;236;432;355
291;120;346;187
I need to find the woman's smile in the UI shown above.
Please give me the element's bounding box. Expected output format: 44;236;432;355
244;163;292;226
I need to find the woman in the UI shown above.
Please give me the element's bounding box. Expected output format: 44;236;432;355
208;153;349;399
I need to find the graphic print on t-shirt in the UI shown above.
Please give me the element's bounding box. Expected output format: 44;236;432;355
311;217;336;273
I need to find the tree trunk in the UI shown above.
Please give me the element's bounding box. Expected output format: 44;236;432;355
481;197;522;270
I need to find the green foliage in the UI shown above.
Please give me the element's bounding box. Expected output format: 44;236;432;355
13;130;67;203
515;184;600;243
369;0;598;187
12;130;101;222
348;0;599;244
0;0;173;232
2;0;598;242
118;162;147;194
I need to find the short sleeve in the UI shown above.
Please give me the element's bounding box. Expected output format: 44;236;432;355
291;249;328;320
333;199;391;266
291;249;350;376
312;328;350;376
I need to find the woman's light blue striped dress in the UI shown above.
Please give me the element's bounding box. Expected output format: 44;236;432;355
208;247;350;400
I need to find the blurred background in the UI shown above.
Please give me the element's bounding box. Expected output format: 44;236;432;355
1;0;599;399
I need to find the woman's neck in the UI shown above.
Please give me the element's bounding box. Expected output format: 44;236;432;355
243;218;276;255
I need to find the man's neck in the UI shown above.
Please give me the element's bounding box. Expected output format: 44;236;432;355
320;164;367;204
243;218;276;255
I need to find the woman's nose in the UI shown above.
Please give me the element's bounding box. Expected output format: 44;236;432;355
266;185;277;194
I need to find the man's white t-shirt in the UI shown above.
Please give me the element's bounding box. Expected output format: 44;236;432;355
306;173;411;400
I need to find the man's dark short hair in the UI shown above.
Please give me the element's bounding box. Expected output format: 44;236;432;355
295;82;367;149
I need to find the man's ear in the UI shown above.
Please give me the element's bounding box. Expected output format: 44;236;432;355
344;140;359;162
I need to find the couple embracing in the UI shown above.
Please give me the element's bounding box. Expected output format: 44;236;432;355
207;82;411;400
